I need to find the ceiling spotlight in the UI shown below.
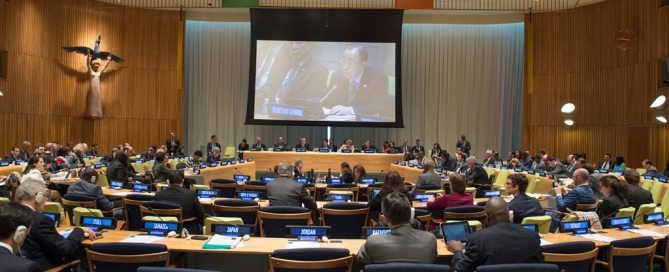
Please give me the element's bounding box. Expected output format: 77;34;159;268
561;103;575;113
650;95;666;109
0;90;3;96
657;115;668;124
564;119;574;126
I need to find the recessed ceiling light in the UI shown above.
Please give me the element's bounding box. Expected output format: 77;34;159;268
561;103;575;113
657;115;668;124
650;95;666;109
564;119;574;126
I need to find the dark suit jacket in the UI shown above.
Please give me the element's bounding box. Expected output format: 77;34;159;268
266;177;317;212
624;185;653;211
66;181;114;211
597;160;614;171
238;143;249;151
106;160;132;182
152;162;173;183
155;185;205;233
467;165;489;185
411;145;425;153
645;167;659;177
356;224;437;264
340;170;355;184
598;195;629;224
450;222;543;272
295;143;311;151
206;155;221;163
0;247;41;272
206;142;221;155
22;210;86;270
509;193;545;224
413;172;442;192
165;138;181;154
322;67;391;117
251;143;266;150
456;140;471;154
547;162;568;178
4;154;20;163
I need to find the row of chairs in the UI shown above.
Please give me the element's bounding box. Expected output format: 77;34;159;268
76;237;662;271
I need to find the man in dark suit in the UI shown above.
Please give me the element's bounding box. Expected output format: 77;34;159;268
206;135;222;156
481;149;496;166
273;137;287;151
597;153;614;171
546;156;568;178
66;168;116;212
251;137;266;151
412;160;443;193
455;135;471;155
399;138;412;158
623;170;653;211
411;139;425;153
465;158;490;197
152;151;174;183
295;137;311;151
155;171;205;234
321;44;392;119
361;139;377;152
266;162;317;216
17;180;95;270
642;159;659;177
165;132;181;156
549;169;596;231
506;174;544;224
4;146;21;163
357;192;437;264
0;203;41;272
206;147;222;163
448;197;543;271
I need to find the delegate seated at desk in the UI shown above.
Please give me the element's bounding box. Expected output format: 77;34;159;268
321;44;392;119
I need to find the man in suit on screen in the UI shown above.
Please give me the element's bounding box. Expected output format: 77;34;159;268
265;41;328;104
321;44;393;119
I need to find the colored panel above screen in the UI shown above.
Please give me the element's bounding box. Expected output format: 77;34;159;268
221;0;259;7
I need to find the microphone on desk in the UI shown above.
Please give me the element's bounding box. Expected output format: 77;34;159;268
319;84;338;104
587;210;620;233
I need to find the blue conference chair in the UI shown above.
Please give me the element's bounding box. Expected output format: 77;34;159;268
598;236;657;272
258;206;312;237
212;199;259;225
86;243;169;272
210;178;238;198
321;202;368;239
123;193;156;230
269;248;352;272
138;268;217;272
365;263;451;271
542;241;598;272
475;263;559;272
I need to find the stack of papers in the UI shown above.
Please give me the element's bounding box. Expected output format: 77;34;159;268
120;235;164;243
202;235;242;249
628;229;666;238
579;234;617;243
285;240;321;249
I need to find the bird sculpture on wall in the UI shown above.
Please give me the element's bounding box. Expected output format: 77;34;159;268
63;35;124;63
62;35;123;118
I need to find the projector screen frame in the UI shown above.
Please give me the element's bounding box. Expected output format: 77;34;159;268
245;8;404;128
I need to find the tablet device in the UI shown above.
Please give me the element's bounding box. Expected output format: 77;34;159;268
441;221;470;243
43;212;60;227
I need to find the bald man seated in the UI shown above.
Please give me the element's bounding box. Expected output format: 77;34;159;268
447;198;544;272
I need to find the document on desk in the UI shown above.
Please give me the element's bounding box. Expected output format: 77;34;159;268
59;229;72;239
628;229;666;238
285;240;321;249
579;234;617;243
120;235;164;244
202;235;242;249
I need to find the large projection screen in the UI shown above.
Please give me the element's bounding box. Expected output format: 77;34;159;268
245;9;404;128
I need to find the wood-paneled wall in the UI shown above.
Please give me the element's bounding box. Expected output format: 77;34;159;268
0;0;182;154
525;0;669;169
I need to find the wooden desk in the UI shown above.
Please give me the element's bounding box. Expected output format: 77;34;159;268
244;151;402;173
0;164;23;176
185;161;256;186
389;164;424;183
542;223;669;247
75;229;452;257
